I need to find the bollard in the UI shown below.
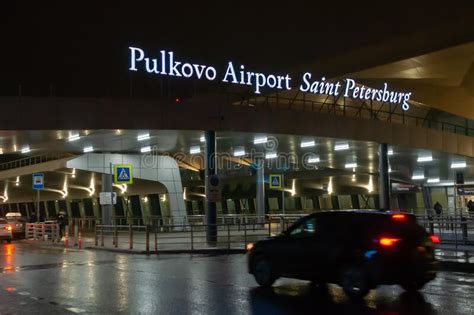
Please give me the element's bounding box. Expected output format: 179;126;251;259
145;225;150;256
227;223;231;251
94;225;98;246
190;224;194;251
78;231;82;250
65;229;69;248
154;225;157;253
129;224;133;250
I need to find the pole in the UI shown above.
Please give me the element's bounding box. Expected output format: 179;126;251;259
37;190;40;223
282;173;285;215
205;130;217;244
378;143;390;211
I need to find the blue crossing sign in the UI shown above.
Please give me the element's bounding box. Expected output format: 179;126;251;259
114;164;133;184
269;174;282;189
32;173;44;190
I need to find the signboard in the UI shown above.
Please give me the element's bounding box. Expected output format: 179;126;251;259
114;164;133;184
269;174;282;189
99;192;117;205
457;186;474;196
391;182;417;193
206;174;221;202
32;173;44;190
129;47;412;110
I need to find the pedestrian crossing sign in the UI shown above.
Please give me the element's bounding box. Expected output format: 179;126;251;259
114;164;133;184
269;174;282;189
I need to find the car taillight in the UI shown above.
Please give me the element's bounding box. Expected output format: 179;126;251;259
246;243;255;251
379;237;401;247
391;214;406;221
429;235;440;244
5;225;12;231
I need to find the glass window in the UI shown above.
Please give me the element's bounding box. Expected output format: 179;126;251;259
290;218;317;237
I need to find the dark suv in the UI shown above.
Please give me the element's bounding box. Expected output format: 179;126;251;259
247;211;438;298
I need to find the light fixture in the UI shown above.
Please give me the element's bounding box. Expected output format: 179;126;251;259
451;162;466;169
137;133;150;141
190;146;201;154
307;156;320;163
234;147;246;157
83;146;94;153
367;176;374;193
265;152;277;159
417;155;432;162
200;135;205;142
142;196;148;203
327;177;333;194
427;178;440;183
300;140;315;148
160;194;167;202
254;136;268;144
335;143;349;151
388;148;394;155
71;168;76;178
412;174;425;180
68;134;80;142
345;163;357;168
352;174;356;182
141;146;151;153
21;146;30;154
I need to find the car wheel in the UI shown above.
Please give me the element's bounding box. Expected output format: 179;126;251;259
340;266;370;299
401;280;426;292
253;256;276;288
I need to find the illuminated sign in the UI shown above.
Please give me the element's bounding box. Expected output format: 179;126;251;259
129;47;411;110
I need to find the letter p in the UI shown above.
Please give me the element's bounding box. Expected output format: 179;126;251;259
129;47;145;71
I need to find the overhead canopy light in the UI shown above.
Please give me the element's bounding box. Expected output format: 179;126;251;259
335;143;349;151
412;174;425;180
21;146;30;154
307;155;320;163
417;155;432;162
300;140;315;148
451;161;466;169
254;136;268;144
200;136;205;142
68;134;80;142
345;163;357;168
233;147;246;157
265;152;277;159
189;146;201;154
137;133;150;141
427;178;440;183
83;146;94;153
140;146;151;153
388;148;394;155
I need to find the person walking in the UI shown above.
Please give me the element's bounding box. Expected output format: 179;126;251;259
57;210;68;239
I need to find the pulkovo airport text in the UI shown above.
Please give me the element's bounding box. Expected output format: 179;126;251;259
129;47;411;110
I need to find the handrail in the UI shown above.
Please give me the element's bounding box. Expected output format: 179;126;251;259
0;152;75;171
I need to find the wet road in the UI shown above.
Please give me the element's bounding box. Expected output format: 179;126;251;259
1;242;473;314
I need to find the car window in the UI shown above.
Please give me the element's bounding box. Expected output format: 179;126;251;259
289;218;317;237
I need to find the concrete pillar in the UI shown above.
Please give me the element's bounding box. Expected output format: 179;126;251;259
205;130;217;243
379;143;390;211
101;173;113;225
92;198;101;219
256;159;265;218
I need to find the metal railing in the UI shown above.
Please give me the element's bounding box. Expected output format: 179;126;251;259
0;152;75;171
25;223;61;242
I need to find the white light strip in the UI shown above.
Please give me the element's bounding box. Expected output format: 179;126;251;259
137;133;150;141
254;136;268;144
140;146;151;153
68;134;80;142
189;146;201;154
265;152;277;159
300;140;315;148
412;175;425;180
451;162;466;169
21;146;30;154
234;149;246;157
388;148;394;155
335;143;349;151
200;136;205;142
417;156;432;162
308;156;320;163
427;178;440;183
345;163;357;168
83;146;94;153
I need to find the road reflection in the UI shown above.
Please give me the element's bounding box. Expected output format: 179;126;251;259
1;244;15;273
249;283;435;315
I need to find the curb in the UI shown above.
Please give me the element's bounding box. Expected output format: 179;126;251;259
85;246;246;255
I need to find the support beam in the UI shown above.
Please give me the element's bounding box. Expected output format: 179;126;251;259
378;143;391;211
256;159;265;220
205;130;217;244
101;173;113;225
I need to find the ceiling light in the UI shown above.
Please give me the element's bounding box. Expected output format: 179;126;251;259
68;134;80;142
21;146;30;154
345;163;357;168
412;174;425;180
190;146;201;154
300;140;315;148
308;156;320;163
335;143;349;151
451;162;466;169
137;133;150;141
83;146;94;153
141;146;151;153
427;178;440;183
388;148;394;155
265;152;277;159
417;156;432;162
254;136;268;144
200;136;205;142
234;148;246;157
0;148;3;154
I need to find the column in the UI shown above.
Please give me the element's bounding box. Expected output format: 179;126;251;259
378;143;390;211
205;130;217;244
101;173;113;225
256;159;265;219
